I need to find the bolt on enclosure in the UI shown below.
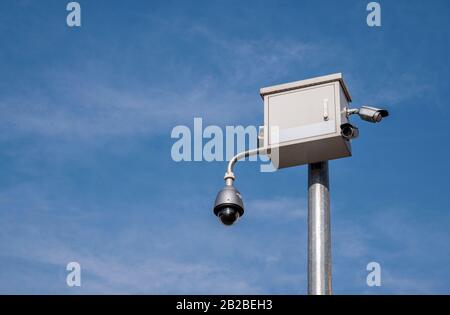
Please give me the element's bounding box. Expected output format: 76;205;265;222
260;73;352;169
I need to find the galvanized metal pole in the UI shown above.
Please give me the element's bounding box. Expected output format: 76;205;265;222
307;161;332;295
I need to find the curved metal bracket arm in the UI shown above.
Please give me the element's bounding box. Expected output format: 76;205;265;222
224;147;271;186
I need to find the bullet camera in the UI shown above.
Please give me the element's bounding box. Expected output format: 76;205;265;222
357;106;389;123
213;186;244;226
340;123;359;140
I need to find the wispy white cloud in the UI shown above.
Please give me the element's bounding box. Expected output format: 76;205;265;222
0;204;263;294
246;196;307;220
0;183;308;294
188;25;322;85
332;204;450;294
0;22;323;142
1;179;449;294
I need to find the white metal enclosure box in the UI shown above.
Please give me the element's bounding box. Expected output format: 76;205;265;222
260;73;352;169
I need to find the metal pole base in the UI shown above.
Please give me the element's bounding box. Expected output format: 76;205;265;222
307;161;332;295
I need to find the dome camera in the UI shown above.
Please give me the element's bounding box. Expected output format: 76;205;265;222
213;186;244;226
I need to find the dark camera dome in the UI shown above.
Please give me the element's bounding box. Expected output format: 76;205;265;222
217;207;240;226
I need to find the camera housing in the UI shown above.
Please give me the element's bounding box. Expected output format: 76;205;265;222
340;123;359;140
358;106;389;123
213;186;244;226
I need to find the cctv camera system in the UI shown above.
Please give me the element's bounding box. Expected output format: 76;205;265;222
213;73;388;227
259;73;354;169
212;73;389;296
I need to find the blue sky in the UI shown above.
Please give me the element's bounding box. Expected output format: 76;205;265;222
0;0;449;294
